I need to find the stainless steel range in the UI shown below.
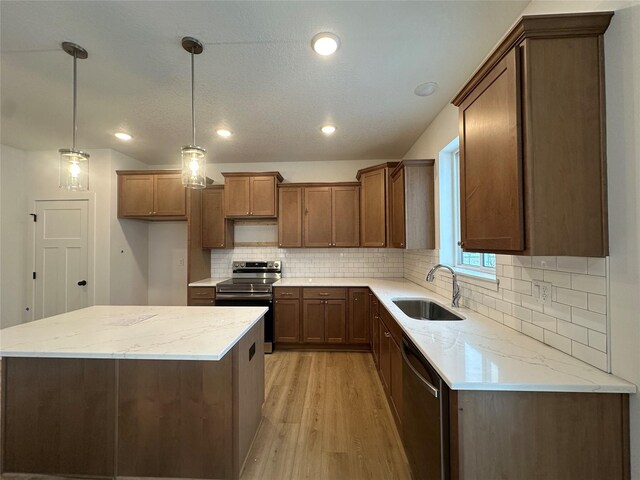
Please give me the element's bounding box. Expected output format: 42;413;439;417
215;261;281;353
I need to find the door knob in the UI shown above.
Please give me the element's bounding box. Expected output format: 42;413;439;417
77;280;87;286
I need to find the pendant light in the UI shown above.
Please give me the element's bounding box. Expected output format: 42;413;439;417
181;37;206;189
59;42;90;191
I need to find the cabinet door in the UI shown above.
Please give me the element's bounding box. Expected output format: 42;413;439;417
390;168;406;248
224;177;251;216
325;300;346;344
348;288;370;344
302;300;325;343
371;294;380;367
274;299;300;343
153;173;186;216
278;187;303;247
389;338;403;424
118;175;154;217
360;169;387;247
379;321;391;391
459;48;524;252
250;176;277;217
202;188;233;249
304;187;332;247
332;186;360;247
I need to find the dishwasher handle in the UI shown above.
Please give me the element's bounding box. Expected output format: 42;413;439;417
402;339;439;398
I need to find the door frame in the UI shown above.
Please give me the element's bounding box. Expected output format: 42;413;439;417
27;193;96;322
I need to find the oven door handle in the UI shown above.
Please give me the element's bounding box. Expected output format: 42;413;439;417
215;293;273;301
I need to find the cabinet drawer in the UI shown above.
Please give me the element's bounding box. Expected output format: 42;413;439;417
302;288;346;300
189;298;216;306
380;306;402;347
189;287;215;299
275;287;300;299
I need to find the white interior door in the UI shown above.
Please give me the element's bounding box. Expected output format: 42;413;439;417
34;200;89;319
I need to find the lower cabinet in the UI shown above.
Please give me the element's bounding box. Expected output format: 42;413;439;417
377;305;403;428
370;293;380;367
273;287;370;348
187;287;215;306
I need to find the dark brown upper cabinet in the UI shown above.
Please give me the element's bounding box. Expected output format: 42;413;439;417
117;170;186;220
222;172;283;218
357;163;398;248
202;186;234;249
389;160;436;250
452;12;613;257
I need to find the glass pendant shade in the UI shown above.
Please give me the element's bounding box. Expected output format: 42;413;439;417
59;148;90;191
181;145;206;189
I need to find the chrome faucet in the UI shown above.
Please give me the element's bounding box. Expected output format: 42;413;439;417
426;264;461;308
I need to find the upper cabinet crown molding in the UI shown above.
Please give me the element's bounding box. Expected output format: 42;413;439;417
452;12;613;106
452;12;612;257
222;171;284;182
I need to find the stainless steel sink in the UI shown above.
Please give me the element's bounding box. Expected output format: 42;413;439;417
393;299;464;321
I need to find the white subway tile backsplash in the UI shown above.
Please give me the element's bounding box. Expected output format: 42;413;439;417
522;321;544;342
571;307;607;333
572;342;608;371
588;330;607;352
587;257;606;276
555;287;588;309
544;330;572;355
512;279;532;295
557;319;588;344
402;250;611;372
556;256;589;274
587;293;607;314
571;273;606;295
532;311;557;331
543;270;572;288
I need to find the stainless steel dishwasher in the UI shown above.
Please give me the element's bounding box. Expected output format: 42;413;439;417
402;335;450;480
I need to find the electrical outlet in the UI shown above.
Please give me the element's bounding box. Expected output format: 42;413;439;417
179;258;185;267
532;280;552;306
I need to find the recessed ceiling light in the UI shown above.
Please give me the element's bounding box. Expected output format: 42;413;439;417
216;129;232;138
414;82;439;97
321;125;336;135
312;33;340;56
114;132;132;141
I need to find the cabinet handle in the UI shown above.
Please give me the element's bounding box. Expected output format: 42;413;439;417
319;293;329;296
384;332;391;338
246;211;249;215
281;292;293;296
148;211;152;215
250;212;253;215
275;300;278;304
458;240;465;247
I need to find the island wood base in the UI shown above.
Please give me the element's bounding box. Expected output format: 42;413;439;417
1;319;264;480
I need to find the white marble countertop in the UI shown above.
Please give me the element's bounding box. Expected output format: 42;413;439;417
188;278;228;287
0;305;267;361
273;277;635;393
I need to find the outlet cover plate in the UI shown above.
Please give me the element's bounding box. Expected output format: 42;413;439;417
532;280;552;306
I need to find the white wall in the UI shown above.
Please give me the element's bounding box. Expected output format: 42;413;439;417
109;150;149;305
0;145;28;327
402;1;640;475
148;222;187;306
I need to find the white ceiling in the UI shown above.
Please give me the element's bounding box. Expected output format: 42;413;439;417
0;1;529;164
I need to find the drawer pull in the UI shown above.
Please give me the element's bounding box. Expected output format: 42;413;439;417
319;293;330;296
281;292;293;296
384;332;391;338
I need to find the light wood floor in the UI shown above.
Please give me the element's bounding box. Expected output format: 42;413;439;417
0;352;411;480
241;351;411;480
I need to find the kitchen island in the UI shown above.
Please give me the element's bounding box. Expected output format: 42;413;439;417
0;305;267;480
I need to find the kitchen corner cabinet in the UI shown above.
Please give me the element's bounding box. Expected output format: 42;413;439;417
223;172;283;218
274;288;301;343
390;160;436;249
452;12;613;256
370;293;380;367
117;170;186;220
378;306;403;428
304;184;360;248
357;163;398;248
202;186;234;249
347;288;370;344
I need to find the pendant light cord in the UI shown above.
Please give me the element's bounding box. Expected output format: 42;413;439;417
72;50;77;150
191;48;195;146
